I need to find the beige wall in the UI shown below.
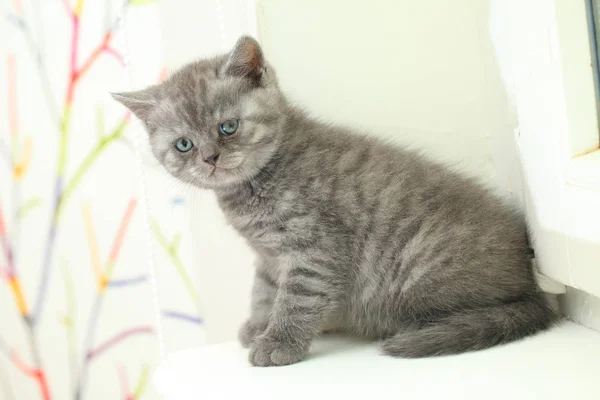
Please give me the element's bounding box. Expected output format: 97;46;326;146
257;0;521;198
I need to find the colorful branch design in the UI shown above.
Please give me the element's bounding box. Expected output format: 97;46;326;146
10;350;51;400
58;258;78;399
3;1;200;399
33;0;129;321
17;197;42;220
151;220;202;314
131;364;150;400
150;208;204;326
108;275;148;288
0;337;18;399
1;332;50;400
76;199;159;399
3;3;132;394
7;55;33;182
6;5;60;124
1;50;49;400
162;310;203;326
4;2;144;400
117;363;150;400
87;326;155;361
77;199;141;399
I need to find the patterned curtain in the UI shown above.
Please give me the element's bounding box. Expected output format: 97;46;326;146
0;1;206;398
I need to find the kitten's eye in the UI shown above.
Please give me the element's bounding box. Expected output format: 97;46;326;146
219;119;239;136
175;138;193;153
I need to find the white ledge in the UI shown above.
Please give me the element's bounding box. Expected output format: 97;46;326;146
566;149;600;191
154;322;600;400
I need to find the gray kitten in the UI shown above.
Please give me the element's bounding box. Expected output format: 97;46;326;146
113;36;555;367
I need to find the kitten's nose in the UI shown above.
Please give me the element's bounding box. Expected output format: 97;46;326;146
203;153;220;166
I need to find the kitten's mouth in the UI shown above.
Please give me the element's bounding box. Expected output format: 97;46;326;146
203;160;243;179
212;162;240;170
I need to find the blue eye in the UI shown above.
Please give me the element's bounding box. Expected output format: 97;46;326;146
175;138;193;152
219;119;239;136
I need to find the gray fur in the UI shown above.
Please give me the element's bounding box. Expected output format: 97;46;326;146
113;36;555;366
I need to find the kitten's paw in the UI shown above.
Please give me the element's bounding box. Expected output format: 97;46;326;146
249;335;308;367
238;320;267;348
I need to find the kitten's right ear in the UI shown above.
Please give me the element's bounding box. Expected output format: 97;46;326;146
223;36;266;83
111;87;158;120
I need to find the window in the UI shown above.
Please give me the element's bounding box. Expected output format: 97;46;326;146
587;0;600;133
495;0;600;297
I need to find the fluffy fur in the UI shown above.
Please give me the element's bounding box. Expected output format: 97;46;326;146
113;36;555;366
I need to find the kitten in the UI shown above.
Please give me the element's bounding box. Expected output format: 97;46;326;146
113;36;555;367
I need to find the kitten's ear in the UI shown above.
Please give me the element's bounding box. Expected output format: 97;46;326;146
111;87;158;120
223;36;265;83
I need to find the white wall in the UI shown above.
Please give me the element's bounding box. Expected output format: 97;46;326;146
158;0;521;343
258;0;522;200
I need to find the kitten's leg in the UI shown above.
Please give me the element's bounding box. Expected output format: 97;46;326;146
238;267;278;348
249;258;342;367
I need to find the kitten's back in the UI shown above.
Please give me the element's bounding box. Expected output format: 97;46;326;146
277;113;554;352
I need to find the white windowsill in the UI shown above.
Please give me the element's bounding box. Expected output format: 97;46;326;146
566;149;600;190
154;322;600;400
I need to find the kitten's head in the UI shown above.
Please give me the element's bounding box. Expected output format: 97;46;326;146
112;36;285;190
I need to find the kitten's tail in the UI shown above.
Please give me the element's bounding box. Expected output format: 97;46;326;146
381;293;556;358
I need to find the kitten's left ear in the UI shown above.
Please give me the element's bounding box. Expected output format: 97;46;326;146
111;87;158;120
223;36;265;83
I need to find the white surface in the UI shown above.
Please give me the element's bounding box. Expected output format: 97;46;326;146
491;0;600;298
154;322;600;399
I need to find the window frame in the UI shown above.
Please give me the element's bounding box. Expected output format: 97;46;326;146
499;0;600;297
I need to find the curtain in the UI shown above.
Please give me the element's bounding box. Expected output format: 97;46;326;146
0;0;255;398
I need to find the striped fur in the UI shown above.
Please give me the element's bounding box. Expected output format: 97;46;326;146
114;37;556;367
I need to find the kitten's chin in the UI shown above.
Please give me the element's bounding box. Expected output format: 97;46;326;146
187;167;247;191
170;156;269;191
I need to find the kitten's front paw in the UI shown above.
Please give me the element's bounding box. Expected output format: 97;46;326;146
238;320;267;348
249;334;308;367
